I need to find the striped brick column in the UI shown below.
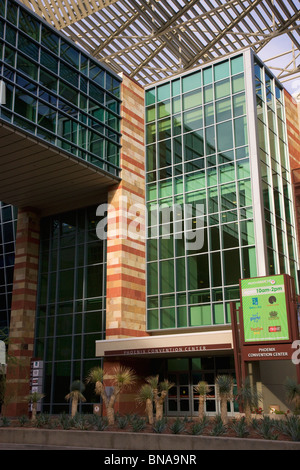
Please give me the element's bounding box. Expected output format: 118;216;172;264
285;90;300;263
105;73;147;340
3;208;40;416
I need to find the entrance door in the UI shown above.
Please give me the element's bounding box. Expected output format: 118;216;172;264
166;356;237;416
167;372;190;415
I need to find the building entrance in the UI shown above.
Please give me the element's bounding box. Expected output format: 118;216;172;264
166;356;238;416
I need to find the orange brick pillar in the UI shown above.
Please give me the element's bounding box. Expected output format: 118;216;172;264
104;74;148;415
4;208;40;416
285;90;300;264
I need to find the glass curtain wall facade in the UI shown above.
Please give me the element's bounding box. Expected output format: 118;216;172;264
0;203;17;338
145;51;298;332
35;206;106;413
0;0;121;176
255;57;298;280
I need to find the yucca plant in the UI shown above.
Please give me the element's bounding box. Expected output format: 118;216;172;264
284;377;300;415
136;383;154;424
65;380;86;418
149;376;174;421
86;365;136;425
25;391;45;422
215;375;233;424
194;381;211;421
235;377;262;423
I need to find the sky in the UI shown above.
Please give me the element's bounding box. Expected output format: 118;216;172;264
257;34;300;96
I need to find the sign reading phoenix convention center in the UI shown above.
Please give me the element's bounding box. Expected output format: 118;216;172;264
240;275;290;343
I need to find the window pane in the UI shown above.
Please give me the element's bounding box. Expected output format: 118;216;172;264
183;89;202;110
190;305;211;326
217;121;233;151
223;249;240;285
188;253;209;290
214;60;229;81
215;78;230;99
234;116;248;147
216;97;231;122
182;71;201;93
160;260;174;293
183;108;203;132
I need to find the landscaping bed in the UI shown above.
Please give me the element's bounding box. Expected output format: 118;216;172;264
1;413;300;443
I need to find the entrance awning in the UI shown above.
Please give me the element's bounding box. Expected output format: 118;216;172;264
96;330;233;359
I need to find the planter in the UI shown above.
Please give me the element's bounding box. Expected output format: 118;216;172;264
0;428;299;450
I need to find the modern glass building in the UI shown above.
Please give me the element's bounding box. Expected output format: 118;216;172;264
0;0;121;177
145;50;298;334
1;0;300;418
0;203;17;337
35;206;107;413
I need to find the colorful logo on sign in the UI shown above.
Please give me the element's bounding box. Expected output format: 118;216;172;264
241;275;289;343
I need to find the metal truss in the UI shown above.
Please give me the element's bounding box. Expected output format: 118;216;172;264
20;0;300;86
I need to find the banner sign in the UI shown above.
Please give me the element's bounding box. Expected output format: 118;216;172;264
240;275;290;343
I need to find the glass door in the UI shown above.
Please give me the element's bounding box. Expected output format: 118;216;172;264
167;372;190;415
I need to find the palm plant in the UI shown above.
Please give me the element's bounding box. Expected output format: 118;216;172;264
194;381;211;421
25;391;45;421
284;377;300;414
65;380;86;418
86;365;136;425
215;375;233;424
235;376;262;423
136;383;154;424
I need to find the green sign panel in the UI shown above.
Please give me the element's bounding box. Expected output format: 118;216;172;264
241;275;290;343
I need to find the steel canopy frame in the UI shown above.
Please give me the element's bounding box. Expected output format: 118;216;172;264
19;0;300;86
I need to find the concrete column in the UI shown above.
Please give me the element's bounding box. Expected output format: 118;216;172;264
4;208;40;416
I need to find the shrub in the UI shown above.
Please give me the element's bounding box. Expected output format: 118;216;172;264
93;416;108;431
255;416;279;440
18;415;29;427
116;415;129;429
152;418;167;433
230;416;250;438
131;416;146;432
210;415;227;436
169;417;186;434
190;417;209;435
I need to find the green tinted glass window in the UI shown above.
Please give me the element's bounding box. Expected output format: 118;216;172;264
214;60;229;81
217;121;233;151
17;54;38;80
215;78;230;99
231;55;243;75
190;305;211;326
41;25;59;53
203;66;212;85
172;79;180;96
183;108;203;132
182;71;201;93
204;84;213;103
232;73;245;93
146;104;156;123
216;97;231;122
183;89;202;110
146;122;156;144
233;93;246;117
158;99;170;118
157;83;170;101
158;117;171;140
146;88;156;106
160;259;174;293
19;9;40;41
234;116;248;147
161;308;176;328
148;310;159;329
